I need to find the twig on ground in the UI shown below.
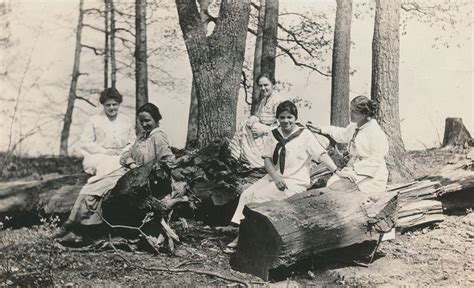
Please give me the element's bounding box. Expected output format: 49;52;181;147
107;234;257;287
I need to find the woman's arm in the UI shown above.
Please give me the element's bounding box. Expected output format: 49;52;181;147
306;122;355;144
264;157;287;191
80;120;108;155
152;131;176;165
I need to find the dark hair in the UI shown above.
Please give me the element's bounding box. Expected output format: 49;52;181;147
137;103;162;122
257;73;276;85
351;95;378;117
99;87;123;104
276;100;298;119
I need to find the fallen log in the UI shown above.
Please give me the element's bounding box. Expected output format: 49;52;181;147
230;179;398;280
396;200;445;231
0;173;88;226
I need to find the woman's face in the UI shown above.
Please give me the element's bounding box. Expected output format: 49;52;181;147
138;111;158;133
278;111;296;133
102;99;120;118
258;77;273;98
350;105;366;124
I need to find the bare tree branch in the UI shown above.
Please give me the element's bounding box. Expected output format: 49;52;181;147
248;27;331;77
76;96;97;107
81;44;105;55
83;23;106;33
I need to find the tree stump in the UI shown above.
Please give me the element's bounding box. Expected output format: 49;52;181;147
442;118;472;147
230;179;398;280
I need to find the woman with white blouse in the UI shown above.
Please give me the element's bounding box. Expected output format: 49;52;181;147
306;95;389;195
228;74;286;168
80;88;135;182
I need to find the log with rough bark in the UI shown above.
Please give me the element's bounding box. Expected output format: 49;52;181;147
230;179;398;280
442;118;473;148
396;200;444;231
0;173;88;226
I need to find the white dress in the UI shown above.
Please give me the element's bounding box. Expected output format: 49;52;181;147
228;93;285;168
80;112;135;182
321;119;389;194
231;128;326;224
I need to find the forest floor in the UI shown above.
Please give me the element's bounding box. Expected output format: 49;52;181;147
0;149;473;286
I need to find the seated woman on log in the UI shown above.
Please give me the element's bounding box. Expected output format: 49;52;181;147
306;95;389;195
79;88;136;182
228;74;286;168
228;100;353;248
54;103;175;243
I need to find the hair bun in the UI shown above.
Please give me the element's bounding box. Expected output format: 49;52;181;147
368;100;378;116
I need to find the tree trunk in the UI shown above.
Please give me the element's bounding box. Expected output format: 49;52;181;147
442;117;472;147
250;0;265;115
185;80;199;148
371;0;410;182
59;0;84;156
176;0;251;147
110;0;116;89
330;0;352;127
260;0;278;83
104;0;109;89
0;0;11;78
230;179;398;280
135;0;148;112
185;0;212;149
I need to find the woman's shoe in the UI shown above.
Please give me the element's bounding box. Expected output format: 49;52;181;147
227;236;239;248
52;220;73;239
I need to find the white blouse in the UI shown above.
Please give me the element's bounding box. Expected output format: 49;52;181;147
256;93;285;125
321;119;389;193
262;128;326;188
80;112;135;156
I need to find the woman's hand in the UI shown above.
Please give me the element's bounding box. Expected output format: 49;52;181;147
273;175;288;191
251;122;269;137
305;122;321;134
129;163;138;169
335;167;358;183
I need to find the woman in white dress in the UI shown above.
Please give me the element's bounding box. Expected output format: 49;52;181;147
80;88;136;182
228;100;353;247
228;74;285;168
306;95;389;195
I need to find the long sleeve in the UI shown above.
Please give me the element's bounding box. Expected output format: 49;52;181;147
80;120;107;155
306;131;326;161
119;144;137;166
152;131;175;164
320;124;356;144
121;124;136;153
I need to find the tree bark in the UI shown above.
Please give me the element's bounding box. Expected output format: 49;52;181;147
110;0;116;89
250;0;265;115
0;0;12;78
185;81;199;148
185;0;212;149
442;117;472;147
104;0;109;89
330;0;352;127
0;173;88;227
176;0;251;147
260;0;278;83
230;179;398;280
371;0;409;182
135;0;148;112
59;0;84;156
